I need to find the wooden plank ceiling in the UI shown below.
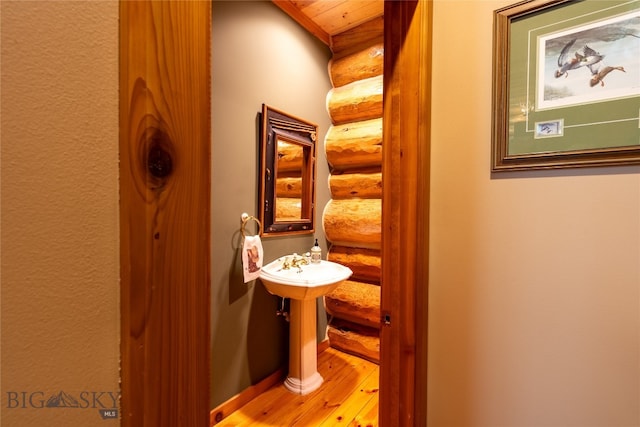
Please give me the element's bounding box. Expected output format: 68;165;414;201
272;0;383;47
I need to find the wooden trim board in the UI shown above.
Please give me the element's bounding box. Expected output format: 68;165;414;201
380;0;432;425
119;1;211;425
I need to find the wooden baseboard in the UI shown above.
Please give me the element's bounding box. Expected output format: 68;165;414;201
317;337;330;354
210;367;285;425
210;339;330;426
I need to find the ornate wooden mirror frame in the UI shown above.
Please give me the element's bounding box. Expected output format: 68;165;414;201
259;104;317;236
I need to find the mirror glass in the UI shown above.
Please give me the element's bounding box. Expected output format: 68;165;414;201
260;104;317;236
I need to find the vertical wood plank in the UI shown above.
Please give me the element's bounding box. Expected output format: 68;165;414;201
380;0;432;425
120;1;211;426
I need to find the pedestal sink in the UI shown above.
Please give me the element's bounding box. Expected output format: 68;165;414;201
260;255;353;395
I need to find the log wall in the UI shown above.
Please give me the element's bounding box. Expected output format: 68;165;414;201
323;18;384;363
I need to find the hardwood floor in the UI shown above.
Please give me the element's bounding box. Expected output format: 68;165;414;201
218;347;379;426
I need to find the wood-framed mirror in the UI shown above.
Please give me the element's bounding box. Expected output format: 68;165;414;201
259;104;317;236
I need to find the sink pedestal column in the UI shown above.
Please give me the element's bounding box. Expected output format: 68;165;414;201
284;297;323;395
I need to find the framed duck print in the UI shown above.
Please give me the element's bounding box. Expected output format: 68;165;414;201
492;0;640;171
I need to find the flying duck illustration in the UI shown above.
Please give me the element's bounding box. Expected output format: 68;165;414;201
555;39;604;78
589;65;625;87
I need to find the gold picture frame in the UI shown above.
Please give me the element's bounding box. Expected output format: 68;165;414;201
492;0;640;171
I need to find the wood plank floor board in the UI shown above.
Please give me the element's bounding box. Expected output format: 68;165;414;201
234;383;297;423
218;348;379;426
316;369;379;426
348;391;378;427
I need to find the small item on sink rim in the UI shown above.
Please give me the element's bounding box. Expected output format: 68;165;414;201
311;239;321;264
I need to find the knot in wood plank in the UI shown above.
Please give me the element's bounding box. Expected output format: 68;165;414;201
147;130;173;179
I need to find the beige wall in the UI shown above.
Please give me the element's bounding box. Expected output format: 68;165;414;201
1;1;120;426
429;1;640;426
3;0;639;425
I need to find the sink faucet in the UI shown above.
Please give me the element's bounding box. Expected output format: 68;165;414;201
281;253;309;273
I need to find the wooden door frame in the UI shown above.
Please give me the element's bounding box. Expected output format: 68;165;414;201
119;2;211;426
119;0;430;425
380;1;432;424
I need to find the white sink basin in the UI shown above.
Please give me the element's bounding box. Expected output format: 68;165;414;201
260;257;353;300
259;255;353;395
